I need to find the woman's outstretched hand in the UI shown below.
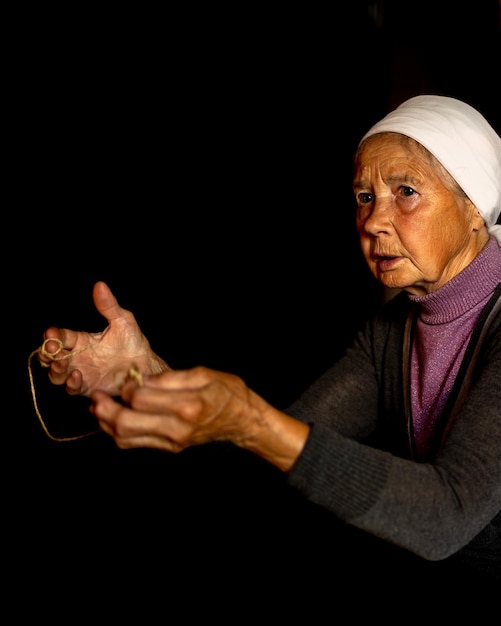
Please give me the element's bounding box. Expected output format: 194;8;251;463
38;281;310;469
39;281;169;397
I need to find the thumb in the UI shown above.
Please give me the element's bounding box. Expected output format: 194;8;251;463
92;281;128;324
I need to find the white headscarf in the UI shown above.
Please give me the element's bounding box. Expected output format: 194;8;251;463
360;95;501;244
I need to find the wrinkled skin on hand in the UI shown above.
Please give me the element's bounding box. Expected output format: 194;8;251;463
90;366;266;453
40;281;169;397
90;365;309;471
40;281;309;470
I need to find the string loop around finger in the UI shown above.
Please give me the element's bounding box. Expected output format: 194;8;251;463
28;340;99;442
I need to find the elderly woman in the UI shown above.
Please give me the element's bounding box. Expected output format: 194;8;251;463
37;96;501;582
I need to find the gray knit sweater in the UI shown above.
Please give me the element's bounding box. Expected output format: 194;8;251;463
286;240;501;574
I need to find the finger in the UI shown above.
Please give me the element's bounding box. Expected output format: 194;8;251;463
91;390;175;435
112;435;181;452
93;281;131;324
91;392;188;450
127;386;199;415
90;390;122;423
47;356;70;377
65;369;85;395
43;327;79;353
143;366;232;391
113;423;187;452
47;359;73;387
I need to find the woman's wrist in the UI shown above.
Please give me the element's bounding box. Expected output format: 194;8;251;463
238;399;311;472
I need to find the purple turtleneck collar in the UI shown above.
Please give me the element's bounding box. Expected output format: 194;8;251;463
406;237;501;459
407;237;501;323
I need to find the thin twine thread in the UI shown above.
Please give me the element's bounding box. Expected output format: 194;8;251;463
28;339;144;442
28;338;100;442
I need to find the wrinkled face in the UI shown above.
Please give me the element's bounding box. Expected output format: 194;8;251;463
353;133;488;295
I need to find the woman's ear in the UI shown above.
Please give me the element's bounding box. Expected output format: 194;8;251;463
468;200;487;232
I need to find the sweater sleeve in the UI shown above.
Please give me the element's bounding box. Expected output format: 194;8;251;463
286;304;501;562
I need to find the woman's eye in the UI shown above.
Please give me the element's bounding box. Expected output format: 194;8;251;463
400;186;416;197
358;192;373;204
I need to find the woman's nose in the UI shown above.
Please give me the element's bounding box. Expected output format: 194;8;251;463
363;198;394;236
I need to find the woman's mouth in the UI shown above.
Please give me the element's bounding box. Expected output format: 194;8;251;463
376;255;402;271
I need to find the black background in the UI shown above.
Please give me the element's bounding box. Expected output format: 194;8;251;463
8;1;501;612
